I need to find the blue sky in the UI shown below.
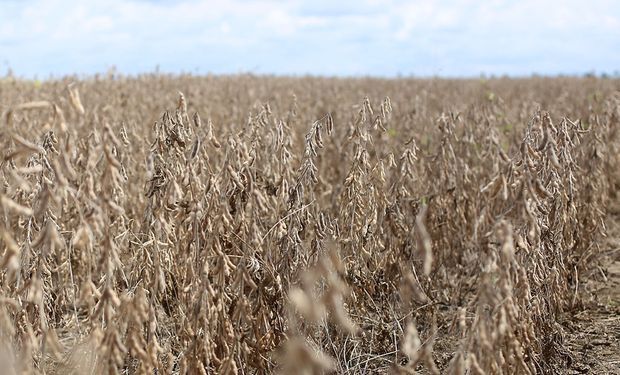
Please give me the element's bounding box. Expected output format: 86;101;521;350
0;0;619;78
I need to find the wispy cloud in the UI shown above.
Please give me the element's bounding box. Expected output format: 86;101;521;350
0;0;618;77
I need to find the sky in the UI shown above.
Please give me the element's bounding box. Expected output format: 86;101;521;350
0;0;619;78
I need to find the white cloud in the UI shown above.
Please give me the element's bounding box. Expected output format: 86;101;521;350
0;0;618;77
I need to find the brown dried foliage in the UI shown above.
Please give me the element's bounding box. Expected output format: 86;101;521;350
0;74;619;374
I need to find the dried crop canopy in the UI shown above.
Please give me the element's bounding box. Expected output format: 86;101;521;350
0;75;618;374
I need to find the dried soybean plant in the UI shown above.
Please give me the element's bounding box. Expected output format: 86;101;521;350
0;74;618;374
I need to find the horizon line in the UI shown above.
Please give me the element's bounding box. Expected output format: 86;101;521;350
3;69;620;82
